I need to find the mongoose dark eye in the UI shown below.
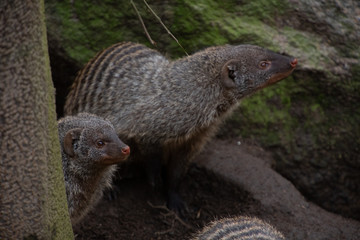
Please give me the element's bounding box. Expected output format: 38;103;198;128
259;61;271;69
228;69;236;80
73;141;79;151
95;140;105;148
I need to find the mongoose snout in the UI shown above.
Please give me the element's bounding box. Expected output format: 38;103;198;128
99;144;130;165
93;130;131;165
121;145;130;155
290;58;298;68
255;56;297;88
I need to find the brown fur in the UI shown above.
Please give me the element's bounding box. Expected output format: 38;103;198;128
64;42;297;211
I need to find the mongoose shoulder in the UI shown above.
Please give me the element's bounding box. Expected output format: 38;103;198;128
64;42;297;212
192;216;285;240
58;112;130;225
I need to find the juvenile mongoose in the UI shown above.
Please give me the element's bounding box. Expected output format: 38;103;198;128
58;112;130;225
64;42;297;212
192;216;285;240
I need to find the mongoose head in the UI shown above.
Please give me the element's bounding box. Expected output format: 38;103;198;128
62;115;130;166
220;45;297;97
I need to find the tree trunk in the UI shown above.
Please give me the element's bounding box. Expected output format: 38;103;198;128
0;0;74;238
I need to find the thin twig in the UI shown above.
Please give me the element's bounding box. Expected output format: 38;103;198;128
147;201;168;210
155;228;174;235
130;0;156;46
147;201;193;230
143;0;189;56
174;213;193;230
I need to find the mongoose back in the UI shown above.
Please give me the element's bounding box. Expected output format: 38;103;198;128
58;112;130;225
64;42;297;212
192;216;285;240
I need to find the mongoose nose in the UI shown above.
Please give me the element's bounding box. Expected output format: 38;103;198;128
290;58;298;68
121;146;130;155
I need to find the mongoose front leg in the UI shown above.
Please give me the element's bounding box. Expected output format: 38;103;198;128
165;151;191;216
145;151;163;191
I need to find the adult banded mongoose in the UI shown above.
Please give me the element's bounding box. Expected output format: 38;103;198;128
192;216;285;240
64;42;297;212
58;112;130;225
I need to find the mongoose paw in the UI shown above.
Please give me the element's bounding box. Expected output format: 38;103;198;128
167;192;188;217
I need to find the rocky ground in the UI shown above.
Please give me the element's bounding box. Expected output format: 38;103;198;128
73;138;360;240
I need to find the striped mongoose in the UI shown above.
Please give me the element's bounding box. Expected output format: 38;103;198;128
192;216;285;240
64;42;297;212
58;112;130;225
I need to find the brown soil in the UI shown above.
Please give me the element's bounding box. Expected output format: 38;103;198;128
74;166;258;240
73;138;360;240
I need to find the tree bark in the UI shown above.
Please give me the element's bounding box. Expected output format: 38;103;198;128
0;0;74;239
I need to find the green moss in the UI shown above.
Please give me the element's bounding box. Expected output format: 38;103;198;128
240;0;290;22
234;78;298;147
48;0;305;62
222;16;278;46
280;27;336;70
170;0;283;57
42;1;74;239
170;0;230;55
50;0;145;63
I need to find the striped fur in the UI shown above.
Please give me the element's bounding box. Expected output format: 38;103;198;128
193;217;285;240
67;42;163;115
64;42;296;211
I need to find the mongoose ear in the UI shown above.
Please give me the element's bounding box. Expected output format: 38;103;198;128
221;60;239;89
64;128;82;157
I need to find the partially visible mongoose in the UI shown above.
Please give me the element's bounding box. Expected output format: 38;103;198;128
58;112;130;225
64;42;297;212
192;216;285;240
